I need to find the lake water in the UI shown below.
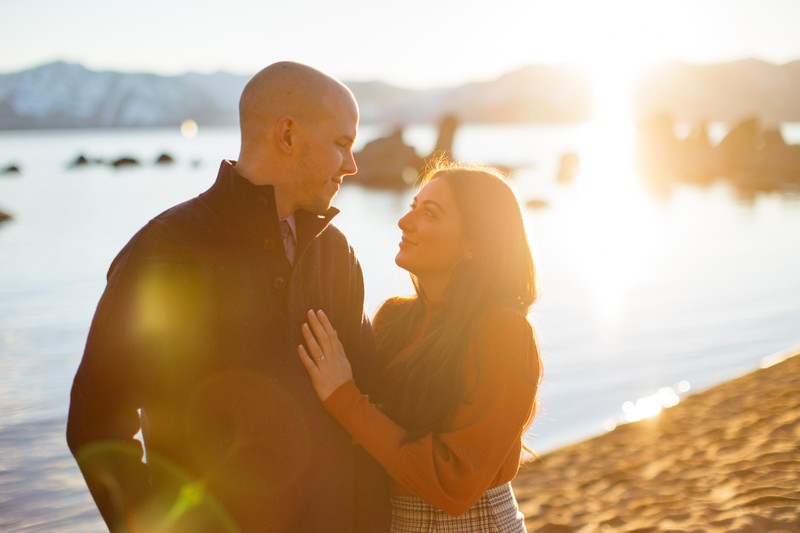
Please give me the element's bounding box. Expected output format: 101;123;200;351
1;123;799;531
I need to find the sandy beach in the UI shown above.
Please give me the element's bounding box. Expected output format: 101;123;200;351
514;351;800;533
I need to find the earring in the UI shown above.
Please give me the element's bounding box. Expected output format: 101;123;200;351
451;253;473;274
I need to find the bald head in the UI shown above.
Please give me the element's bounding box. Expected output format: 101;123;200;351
235;62;359;216
239;61;355;146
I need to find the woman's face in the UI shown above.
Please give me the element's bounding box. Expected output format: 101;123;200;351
395;177;471;279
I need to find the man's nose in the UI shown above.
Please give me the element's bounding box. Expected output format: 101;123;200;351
342;150;357;176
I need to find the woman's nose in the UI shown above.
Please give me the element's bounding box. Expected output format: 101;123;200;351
398;211;413;231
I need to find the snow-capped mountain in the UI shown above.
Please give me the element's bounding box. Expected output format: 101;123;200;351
1;59;797;131
0;61;594;130
0;61;241;129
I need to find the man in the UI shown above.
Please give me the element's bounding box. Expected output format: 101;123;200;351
67;62;389;532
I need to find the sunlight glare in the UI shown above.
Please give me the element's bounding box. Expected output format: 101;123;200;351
553;119;663;324
180;119;198;139
550;1;670;325
621;387;681;422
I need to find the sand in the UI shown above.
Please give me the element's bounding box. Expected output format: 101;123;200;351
513;351;800;533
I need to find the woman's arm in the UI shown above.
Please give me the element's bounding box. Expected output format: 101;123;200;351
299;308;540;516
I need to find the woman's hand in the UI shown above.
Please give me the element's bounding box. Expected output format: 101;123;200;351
298;309;354;402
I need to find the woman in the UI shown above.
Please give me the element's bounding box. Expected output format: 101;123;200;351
298;162;541;532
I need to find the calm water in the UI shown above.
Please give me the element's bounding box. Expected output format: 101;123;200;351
1;124;800;531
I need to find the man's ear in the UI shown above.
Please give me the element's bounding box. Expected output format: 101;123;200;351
274;116;296;153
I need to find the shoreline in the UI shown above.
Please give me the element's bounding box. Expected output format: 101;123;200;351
513;351;800;532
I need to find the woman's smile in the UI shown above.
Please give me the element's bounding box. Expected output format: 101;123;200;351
394;178;470;281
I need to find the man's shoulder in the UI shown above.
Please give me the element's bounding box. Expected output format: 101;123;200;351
107;196;216;274
316;222;357;257
318;221;347;243
148;194;213;234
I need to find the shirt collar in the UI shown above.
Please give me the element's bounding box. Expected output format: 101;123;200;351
281;212;297;238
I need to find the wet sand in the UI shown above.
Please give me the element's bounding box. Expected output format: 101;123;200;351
514;351;800;532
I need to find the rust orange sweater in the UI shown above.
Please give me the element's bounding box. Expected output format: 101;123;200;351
323;305;540;516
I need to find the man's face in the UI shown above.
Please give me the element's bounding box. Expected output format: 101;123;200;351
293;92;359;215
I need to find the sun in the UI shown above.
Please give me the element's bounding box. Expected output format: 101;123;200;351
561;0;669;125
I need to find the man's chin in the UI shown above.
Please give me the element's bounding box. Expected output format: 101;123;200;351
304;199;334;215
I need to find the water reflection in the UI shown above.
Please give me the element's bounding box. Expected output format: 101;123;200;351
2;125;800;530
549;118;666;324
604;380;691;430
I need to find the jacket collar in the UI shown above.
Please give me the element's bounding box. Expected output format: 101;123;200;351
203;160;339;250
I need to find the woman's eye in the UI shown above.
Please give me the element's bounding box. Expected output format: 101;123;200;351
408;204;435;218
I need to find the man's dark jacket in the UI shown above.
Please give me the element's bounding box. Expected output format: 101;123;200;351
67;161;389;532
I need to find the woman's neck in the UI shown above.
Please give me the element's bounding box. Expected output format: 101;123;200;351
417;274;450;305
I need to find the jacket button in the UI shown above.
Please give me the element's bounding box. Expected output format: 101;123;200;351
263;238;276;250
272;277;286;290
258;197;270;209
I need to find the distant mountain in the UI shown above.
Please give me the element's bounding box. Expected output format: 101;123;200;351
439;65;593;123
0;59;798;130
0;62;235;129
0;61;593;130
631;59;800;125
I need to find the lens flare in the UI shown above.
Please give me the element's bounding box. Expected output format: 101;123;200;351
180;119;198;139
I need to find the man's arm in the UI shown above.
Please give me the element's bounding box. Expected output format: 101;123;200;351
67;235;157;531
338;251;392;533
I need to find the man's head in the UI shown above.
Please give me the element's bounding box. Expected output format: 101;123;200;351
236;62;359;217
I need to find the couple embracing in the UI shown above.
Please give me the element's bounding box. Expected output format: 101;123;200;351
67;61;541;533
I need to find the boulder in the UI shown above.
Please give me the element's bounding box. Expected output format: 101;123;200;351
352;128;424;188
155;152;175;164
635;113;800;193
525;198;550;209
352;114;460;188
70;154;91;167
111;157;140;168
556;152;579;184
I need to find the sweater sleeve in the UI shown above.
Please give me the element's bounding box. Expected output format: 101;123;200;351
66;231;156;529
323;308;540;516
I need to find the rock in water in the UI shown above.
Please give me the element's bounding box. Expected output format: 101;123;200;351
111;157;140;168
155;153;175;165
1;164;21;175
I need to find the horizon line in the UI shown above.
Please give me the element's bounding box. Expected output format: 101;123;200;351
2;56;799;91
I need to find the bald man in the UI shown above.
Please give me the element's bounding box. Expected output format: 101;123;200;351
67;62;390;532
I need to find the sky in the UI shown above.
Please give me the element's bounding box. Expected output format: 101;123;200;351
1;0;799;89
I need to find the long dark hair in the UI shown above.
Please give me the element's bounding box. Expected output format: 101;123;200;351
375;162;538;441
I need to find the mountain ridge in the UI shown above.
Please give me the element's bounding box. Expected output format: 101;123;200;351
1;59;798;130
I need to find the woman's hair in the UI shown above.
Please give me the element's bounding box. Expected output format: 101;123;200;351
375;160;538;440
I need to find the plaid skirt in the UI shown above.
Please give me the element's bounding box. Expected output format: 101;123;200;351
390;483;527;533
